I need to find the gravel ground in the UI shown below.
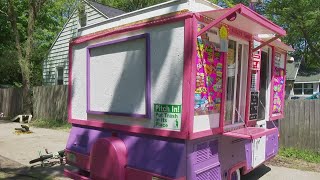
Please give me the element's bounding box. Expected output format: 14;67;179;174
0;120;70;179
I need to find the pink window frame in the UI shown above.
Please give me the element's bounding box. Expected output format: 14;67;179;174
269;47;287;120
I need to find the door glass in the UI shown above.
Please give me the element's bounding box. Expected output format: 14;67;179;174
225;40;237;124
258;51;268;120
235;44;242;123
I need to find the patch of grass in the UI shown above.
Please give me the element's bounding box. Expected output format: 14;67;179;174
278;147;320;163
30;119;71;131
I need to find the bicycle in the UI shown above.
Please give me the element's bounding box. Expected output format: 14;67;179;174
29;149;65;167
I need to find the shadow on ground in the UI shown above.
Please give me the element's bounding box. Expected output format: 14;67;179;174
242;164;272;180
0;155;71;180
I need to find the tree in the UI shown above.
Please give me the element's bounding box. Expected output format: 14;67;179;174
5;0;48;114
94;0;168;12
265;0;320;68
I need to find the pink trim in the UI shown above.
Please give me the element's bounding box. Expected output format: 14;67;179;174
269;46;275;119
198;4;286;37
125;167;186;180
70;119;188;139
189;128;222;139
281;53;287;116
71;13;193;45
197;5;242;36
64;169;90;180
196;14;251;41
271;113;284;120
223;127;278;139
239;5;286;36
65;149;90;171
182;16;194;136
188;16;198;135
68;45;73;120
221;52;227;130
227;161;247;180
245;40;253;126
268;46;286;121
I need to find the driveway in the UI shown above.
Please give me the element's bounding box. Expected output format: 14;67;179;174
243;164;320;180
0;120;70;179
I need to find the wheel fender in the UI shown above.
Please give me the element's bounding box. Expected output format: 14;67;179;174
90;137;127;180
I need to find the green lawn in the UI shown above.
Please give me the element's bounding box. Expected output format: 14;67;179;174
30;119;71;131
278;147;320;163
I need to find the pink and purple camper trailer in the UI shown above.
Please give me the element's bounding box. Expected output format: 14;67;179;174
64;1;293;180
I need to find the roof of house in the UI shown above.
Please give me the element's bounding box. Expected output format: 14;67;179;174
87;1;125;18
295;69;320;82
286;61;300;80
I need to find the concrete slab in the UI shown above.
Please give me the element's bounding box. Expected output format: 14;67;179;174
243;164;320;180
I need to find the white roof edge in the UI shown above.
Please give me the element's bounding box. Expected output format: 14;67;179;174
194;0;223;9
95;0;183;23
78;0;186;32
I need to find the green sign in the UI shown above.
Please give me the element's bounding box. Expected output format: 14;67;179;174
154;104;181;130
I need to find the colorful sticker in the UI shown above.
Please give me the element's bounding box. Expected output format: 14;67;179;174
272;67;285;114
194;22;224;116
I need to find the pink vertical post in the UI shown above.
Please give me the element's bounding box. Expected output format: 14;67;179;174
183;15;196;137
245;39;253;126
269;46;275;120
220;52;227;131
68;44;73;121
281;53;287;117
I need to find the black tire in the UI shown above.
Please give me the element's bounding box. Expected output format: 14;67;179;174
29;154;53;164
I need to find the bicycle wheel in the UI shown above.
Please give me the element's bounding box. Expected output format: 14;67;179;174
29;154;53;164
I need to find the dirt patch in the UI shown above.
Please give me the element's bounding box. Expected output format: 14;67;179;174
266;155;320;173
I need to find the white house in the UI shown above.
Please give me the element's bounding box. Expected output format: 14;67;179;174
42;0;125;85
286;60;320;99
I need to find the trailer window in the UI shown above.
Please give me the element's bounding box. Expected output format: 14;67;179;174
258;51;269;120
225;40;237;125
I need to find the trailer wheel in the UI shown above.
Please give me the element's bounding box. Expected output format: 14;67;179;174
231;169;241;180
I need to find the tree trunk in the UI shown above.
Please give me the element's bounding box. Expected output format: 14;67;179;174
8;0;34;115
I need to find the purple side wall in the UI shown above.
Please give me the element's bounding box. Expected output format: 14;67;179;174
66;126;277;180
265;130;279;159
65;125;186;178
187;136;221;180
219;136;251;180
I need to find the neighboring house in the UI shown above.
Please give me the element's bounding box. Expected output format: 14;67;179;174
42;0;125;85
286;60;320;99
285;60;300;99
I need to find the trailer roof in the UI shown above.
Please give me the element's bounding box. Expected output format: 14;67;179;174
198;4;286;37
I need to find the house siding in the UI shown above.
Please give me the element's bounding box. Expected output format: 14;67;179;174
43;2;109;85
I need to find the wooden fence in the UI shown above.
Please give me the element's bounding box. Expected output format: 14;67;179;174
0;88;23;117
280;99;320;152
0;85;68;121
32;85;68;121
